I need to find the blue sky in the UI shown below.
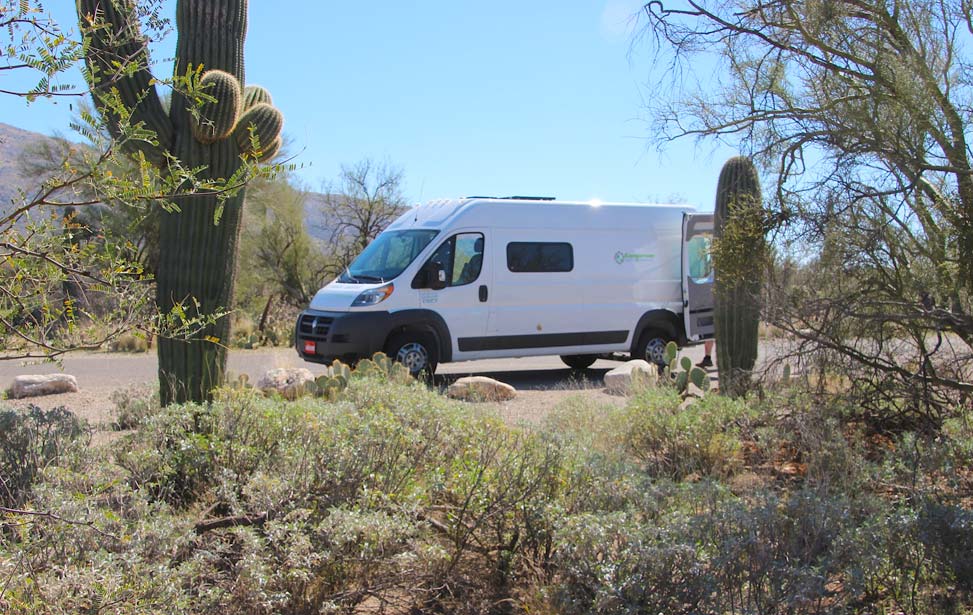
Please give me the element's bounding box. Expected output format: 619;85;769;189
4;1;738;210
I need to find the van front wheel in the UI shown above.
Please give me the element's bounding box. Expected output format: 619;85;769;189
386;331;438;377
560;354;597;370
636;328;672;367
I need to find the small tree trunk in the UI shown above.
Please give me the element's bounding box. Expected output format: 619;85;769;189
258;293;276;333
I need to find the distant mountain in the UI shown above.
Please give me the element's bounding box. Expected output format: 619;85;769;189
0;121;334;239
0;122;58;210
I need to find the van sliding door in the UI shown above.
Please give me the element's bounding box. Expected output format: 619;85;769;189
682;213;715;341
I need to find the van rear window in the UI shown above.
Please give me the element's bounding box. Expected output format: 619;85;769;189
506;242;573;272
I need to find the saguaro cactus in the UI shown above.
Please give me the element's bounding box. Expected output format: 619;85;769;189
713;156;765;396
78;0;283;404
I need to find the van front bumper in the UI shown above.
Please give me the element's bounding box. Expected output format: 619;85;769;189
295;309;391;365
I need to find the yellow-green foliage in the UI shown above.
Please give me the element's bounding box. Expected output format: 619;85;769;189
109;331;149;353
621;388;755;479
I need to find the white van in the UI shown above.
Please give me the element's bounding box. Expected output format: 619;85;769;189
296;197;715;374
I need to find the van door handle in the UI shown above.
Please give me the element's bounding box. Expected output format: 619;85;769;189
478;285;488;302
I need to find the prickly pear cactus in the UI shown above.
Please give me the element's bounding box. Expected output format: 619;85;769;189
78;0;284;404
354;352;415;384
712;156;765;397
662;341;711;401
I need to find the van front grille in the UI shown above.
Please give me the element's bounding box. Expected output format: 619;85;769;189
298;314;333;341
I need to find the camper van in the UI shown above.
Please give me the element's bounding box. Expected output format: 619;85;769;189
296;197;714;375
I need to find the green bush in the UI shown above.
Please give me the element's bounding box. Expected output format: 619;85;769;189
108;331;150;353
0;405;87;507
621;388;757;479
111;385;161;430
553;486;888;615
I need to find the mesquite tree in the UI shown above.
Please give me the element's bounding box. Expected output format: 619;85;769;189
639;1;973;420
78;0;283;404
712;156;765;397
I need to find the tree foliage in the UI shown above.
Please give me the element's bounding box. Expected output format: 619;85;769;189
317;158;409;276
640;0;973;423
0;1;221;361
237;168;328;338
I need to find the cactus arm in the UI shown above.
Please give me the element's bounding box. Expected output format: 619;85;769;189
77;0;173;158
191;70;243;144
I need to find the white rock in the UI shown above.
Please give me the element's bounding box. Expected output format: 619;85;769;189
447;376;517;402
257;367;314;400
11;374;80;399
604;360;659;396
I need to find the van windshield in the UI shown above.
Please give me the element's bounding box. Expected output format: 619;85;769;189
339;230;439;284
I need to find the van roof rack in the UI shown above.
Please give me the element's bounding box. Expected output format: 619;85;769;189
464;195;556;201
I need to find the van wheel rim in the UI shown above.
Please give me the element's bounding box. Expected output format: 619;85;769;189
396;343;428;372
644;338;667;365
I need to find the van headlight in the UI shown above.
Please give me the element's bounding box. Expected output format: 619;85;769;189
352;283;394;307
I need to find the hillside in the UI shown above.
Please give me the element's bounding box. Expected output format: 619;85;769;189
0;122;332;238
0;122;58;211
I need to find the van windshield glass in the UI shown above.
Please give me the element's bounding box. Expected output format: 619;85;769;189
339;230;439;284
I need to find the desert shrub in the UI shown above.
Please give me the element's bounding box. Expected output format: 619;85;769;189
747;393;874;492
77;380;573;612
917;501;973;594
108;331;149;352
622;388;757;479
553;485;888;615
111;385;161;430
229;312;263;348
0;405;87;507
553;510;709;614
3;438;195;614
114;402;221;506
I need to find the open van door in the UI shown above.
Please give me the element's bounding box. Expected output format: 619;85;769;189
682;213;715;341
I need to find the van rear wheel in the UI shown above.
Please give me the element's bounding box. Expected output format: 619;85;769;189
386;331;438;378
636;328;672;367
560;354;597;370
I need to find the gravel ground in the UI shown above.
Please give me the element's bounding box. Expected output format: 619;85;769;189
0;348;712;430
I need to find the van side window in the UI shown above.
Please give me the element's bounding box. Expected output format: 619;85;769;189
453;234;484;285
687;234;713;283
412;232;484;288
506;242;573;272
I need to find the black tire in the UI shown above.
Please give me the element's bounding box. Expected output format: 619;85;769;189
636;328;672;367
385;331;438;377
560;354;597;370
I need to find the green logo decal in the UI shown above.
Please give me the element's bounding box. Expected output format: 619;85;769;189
614;251;655;264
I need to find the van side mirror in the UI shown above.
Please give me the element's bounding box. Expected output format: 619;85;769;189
429;261;447;290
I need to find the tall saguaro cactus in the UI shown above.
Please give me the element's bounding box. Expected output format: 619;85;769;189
713;156;766;396
78;0;283;404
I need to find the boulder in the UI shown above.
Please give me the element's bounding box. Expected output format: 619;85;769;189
11;374;80;399
447;376;517;402
257;367;314;400
604;360;658;396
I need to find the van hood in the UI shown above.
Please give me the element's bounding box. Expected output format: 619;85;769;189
309;281;385;311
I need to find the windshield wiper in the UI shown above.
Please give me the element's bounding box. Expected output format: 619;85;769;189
353;274;385;283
